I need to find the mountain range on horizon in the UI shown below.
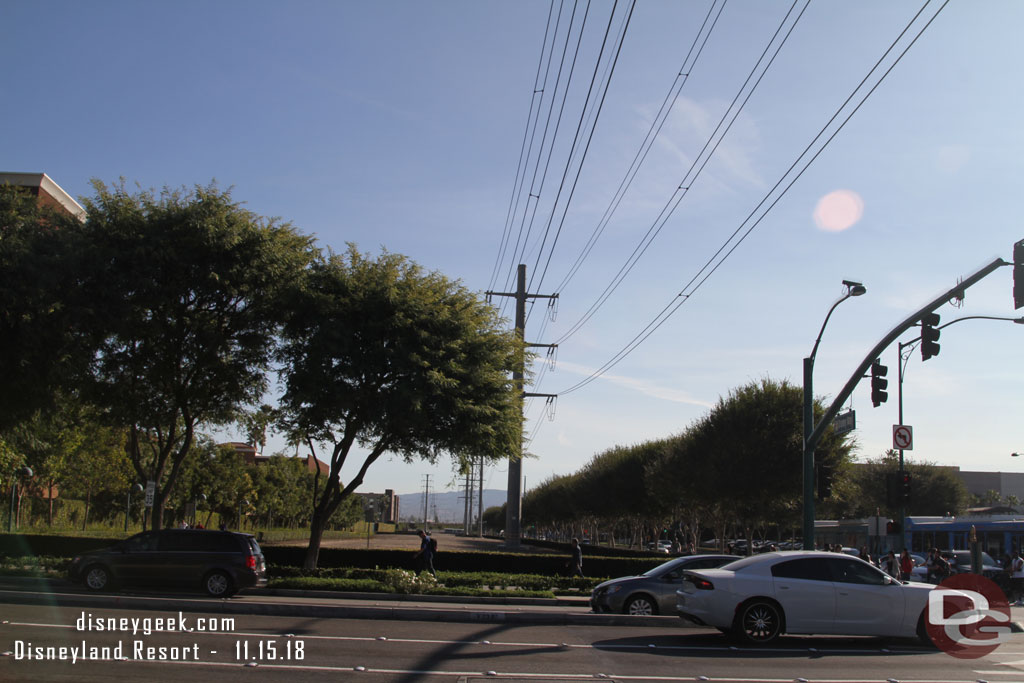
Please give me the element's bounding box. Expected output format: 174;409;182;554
397;489;506;524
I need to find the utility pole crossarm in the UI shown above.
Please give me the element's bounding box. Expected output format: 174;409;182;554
806;257;1007;453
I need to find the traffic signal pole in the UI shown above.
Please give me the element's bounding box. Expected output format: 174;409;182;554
802;257;1007;550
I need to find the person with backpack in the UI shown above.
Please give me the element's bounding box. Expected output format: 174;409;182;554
415;529;437;577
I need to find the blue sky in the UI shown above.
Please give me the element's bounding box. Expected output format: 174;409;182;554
3;1;1022;502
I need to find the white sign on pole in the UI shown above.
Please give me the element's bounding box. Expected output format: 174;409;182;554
892;425;914;451
144;480;156;508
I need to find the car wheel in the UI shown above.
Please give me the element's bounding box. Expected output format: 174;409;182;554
624;595;658;616
916;612;936;648
84;565;112;591
204;570;236;598
734;600;783;644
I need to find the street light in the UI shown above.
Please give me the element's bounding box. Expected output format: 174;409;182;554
895;314;1024;549
125;482;144;533
192;492;207;528
803;280;866;550
7;466;34;533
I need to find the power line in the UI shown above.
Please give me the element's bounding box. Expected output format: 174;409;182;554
550;0;728;297
555;0;948;397
551;0;808;347
489;0;559;298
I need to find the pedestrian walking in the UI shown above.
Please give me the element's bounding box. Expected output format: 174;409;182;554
414;529;437;578
571;537;584;577
900;549;914;581
881;550;899;578
1011;550;1024;605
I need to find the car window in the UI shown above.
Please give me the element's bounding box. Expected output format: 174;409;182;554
122;532;158;552
771;558;832;581
828;558;889;585
159;532;200;551
687;557;729;570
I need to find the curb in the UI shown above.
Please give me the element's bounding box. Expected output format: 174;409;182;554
0;580;676;629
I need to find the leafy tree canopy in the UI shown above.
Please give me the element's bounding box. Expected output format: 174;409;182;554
276;245;523;567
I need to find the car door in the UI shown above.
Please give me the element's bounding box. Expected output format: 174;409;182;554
770;557;836;633
114;532;162;583
827;557;905;636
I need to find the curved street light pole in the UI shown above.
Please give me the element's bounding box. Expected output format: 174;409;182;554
803;282;866;550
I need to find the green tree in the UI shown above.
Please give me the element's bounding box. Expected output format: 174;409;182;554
76;181;312;530
0;185;94;431
251;454;314;528
650;378;853;551
845;451;968;517
482;504;506;533
276;246;523;568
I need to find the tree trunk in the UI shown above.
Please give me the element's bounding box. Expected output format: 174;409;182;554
83;488;92;531
304;514;326;569
47;478;55;527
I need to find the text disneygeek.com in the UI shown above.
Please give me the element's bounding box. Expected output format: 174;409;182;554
10;610;305;664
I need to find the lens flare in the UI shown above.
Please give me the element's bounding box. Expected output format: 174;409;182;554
813;190;863;232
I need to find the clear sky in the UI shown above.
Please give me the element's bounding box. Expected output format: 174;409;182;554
3;1;1022;500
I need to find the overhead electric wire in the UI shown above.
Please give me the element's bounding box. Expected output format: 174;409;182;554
527;0;635;297
497;0;587;304
488;0;558;297
551;0;807;347
550;0;728;297
555;0;948;397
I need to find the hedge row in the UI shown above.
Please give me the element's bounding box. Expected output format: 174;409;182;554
0;533;669;578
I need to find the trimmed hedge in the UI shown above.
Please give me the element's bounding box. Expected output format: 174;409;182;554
0;533;675;579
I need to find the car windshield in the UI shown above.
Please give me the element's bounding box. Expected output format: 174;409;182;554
714;555;763;572
641;557;688;577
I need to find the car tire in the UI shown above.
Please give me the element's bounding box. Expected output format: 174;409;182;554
204;570;236;598
624;595;658;616
734;599;783;644
84;565;112;591
916;612;936;648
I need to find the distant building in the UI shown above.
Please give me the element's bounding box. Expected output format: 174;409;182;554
219;441;330;476
354;489;400;524
0;172;85;220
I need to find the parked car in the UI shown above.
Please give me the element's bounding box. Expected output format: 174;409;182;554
910;549;1005;584
676;550;938;644
591;554;736;616
69;529;268;597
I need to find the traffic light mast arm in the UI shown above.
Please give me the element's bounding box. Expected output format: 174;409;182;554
806;257;1006;454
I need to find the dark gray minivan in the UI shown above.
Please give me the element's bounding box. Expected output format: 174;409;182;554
69;529;267;597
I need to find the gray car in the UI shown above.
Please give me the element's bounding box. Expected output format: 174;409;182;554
590;554;736;615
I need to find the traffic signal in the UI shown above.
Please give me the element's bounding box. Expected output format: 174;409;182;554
870;359;888;407
920;312;940;361
816;461;833;501
1014;239;1024;309
900;472;912;502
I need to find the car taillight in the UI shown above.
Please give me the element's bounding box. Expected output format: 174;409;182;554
692;578;714;590
247;555;257;570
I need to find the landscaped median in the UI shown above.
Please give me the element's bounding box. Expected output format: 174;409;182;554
270;566;599;598
0;533;677;599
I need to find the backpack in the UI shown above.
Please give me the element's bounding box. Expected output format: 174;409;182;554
428;537;438;553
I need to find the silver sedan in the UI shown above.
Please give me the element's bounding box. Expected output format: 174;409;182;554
590;554;736;616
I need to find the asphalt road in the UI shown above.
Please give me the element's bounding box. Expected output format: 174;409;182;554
3;586;1024;682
